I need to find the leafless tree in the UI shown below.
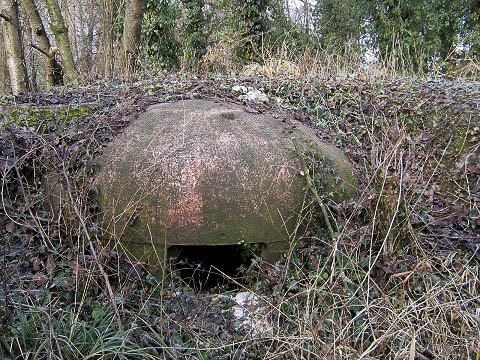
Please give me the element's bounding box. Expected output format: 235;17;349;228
20;0;63;87
102;0;114;78
45;0;78;83
1;0;30;94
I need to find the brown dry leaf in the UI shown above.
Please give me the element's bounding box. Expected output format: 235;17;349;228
424;188;434;203
69;260;79;277
6;222;15;233
32;258;42;272
414;133;424;144
62;280;69;290
32;273;48;287
467;165;480;174
45;254;55;273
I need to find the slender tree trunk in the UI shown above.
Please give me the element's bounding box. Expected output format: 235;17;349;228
0;27;11;93
1;0;29;95
103;0;114;77
27;22;38;91
66;0;79;64
83;1;95;73
45;0;78;83
20;0;63;87
84;24;94;72
122;0;145;73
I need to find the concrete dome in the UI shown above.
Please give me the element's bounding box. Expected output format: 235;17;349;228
93;100;356;269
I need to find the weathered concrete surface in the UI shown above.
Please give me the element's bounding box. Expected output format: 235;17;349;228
93;100;357;268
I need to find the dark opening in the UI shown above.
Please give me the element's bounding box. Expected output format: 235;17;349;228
171;245;257;291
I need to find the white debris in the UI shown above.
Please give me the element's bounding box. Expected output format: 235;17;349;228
232;291;273;337
232;85;248;94
239;89;269;104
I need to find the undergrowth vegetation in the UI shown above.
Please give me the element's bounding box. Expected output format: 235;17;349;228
0;52;479;359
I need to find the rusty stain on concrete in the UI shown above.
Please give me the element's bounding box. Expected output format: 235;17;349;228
167;159;205;227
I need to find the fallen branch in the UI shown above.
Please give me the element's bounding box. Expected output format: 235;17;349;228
293;140;336;240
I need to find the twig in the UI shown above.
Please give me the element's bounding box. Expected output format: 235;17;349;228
293;140;336;239
30;43;50;58
14;164;50;249
61;163;123;332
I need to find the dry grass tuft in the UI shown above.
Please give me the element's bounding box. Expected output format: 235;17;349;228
197;33;243;75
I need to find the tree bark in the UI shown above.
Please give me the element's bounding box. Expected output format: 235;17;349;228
0;26;11;93
20;0;63;87
102;0;114;77
1;0;29;95
45;0;78;83
27;21;37;91
122;0;145;73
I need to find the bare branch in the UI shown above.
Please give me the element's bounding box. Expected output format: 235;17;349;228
62;163;123;332
293;140;336;239
30;43;50;57
0;12;10;22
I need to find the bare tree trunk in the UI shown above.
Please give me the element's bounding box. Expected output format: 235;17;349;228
80;4;94;74
1;0;29;95
102;0;114;78
45;0;78;83
83;24;93;72
20;0;63;87
64;0;79;65
0;28;11;93
27;21;38;91
122;0;145;74
78;3;85;70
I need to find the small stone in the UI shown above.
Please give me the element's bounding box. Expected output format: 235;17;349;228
232;85;248;93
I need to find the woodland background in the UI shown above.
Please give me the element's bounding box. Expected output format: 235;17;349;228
3;0;480;95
